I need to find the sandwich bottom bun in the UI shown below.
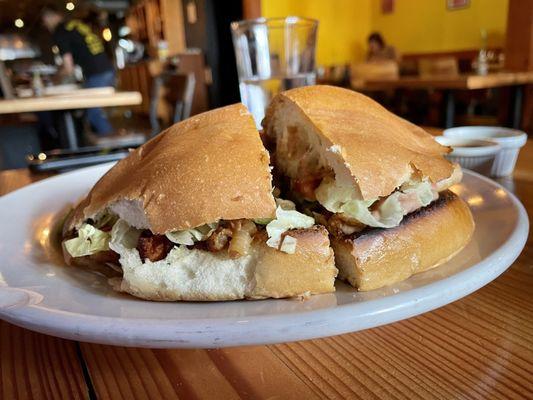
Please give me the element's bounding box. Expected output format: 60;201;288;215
332;190;475;291
105;226;337;301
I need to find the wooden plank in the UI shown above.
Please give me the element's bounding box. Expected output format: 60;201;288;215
401;48;502;62
243;0;262;19
465;72;533;89
352;75;468;91
351;72;533;91
270;259;533;399
0;169;52;196
0;91;142;115
0;321;88;399
160;0;186;56
504;0;533;71
513;140;533;182
79;345;320;399
504;0;533;132
48;87;116;98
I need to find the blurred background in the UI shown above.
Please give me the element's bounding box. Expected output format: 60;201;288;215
0;0;531;171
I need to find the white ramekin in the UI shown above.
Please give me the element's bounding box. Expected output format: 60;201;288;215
435;136;501;176
443;126;527;177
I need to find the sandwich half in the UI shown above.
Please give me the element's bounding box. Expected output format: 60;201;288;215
62;104;337;301
263;85;474;291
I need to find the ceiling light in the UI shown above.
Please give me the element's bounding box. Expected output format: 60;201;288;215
102;28;112;42
14;19;24;28
66;2;75;11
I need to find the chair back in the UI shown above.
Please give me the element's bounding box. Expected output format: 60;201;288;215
350;61;399;86
418;57;459;77
150;72;196;136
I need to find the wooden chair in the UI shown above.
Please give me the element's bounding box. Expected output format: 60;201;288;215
417;57;459;77
149;72;196;136
350;61;399;87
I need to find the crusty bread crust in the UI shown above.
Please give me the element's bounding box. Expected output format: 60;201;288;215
264;85;454;200
111;226;337;301
67;104;276;234
332;190;475;291
250;226;337;299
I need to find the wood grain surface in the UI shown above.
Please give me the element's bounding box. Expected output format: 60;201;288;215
0;322;88;399
1;143;533;399
351;71;533;91
0;90;142;115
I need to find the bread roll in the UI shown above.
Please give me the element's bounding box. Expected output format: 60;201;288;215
264;85;474;291
63;103;338;301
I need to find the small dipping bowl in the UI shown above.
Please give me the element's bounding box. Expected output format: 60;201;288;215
435;136;501;176
443;126;527;177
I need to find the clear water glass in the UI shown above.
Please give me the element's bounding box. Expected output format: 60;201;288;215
231;17;318;128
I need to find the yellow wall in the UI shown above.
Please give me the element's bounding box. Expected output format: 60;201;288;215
261;0;371;66
261;0;509;66
370;0;509;54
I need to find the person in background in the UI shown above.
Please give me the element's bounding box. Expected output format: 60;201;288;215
41;5;115;136
366;32;399;62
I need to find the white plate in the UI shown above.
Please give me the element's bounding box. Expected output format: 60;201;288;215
0;165;528;348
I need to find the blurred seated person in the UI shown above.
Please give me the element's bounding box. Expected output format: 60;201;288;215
41;5;115;136
366;32;399;62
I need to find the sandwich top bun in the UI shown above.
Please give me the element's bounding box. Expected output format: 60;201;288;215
264;85;455;200
67;104;276;234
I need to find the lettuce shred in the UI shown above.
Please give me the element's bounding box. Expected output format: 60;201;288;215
64;224;111;257
165;223;218;246
315;176;436;228
266;199;314;254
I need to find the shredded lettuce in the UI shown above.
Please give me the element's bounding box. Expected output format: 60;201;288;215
341;193;403;228
315;176;372;211
266;200;315;252
315;176;436;228
64;223;111;257
110;219;141;249
165;223;218;246
255;199;293;225
401;179;435;207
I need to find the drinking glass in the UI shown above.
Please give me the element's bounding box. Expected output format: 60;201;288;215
231;17;318;128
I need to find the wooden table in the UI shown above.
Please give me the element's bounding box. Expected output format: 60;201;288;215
352;71;533;128
1;155;533;399
0;87;142;149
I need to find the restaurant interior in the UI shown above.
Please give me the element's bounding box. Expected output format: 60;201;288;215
2;1;533;398
0;0;530;171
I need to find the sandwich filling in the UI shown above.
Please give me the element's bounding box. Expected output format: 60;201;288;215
271;122;462;237
64;198;316;266
288;167;461;237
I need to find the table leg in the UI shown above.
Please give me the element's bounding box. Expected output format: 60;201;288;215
62;111;79;150
511;85;524;129
443;90;455;129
